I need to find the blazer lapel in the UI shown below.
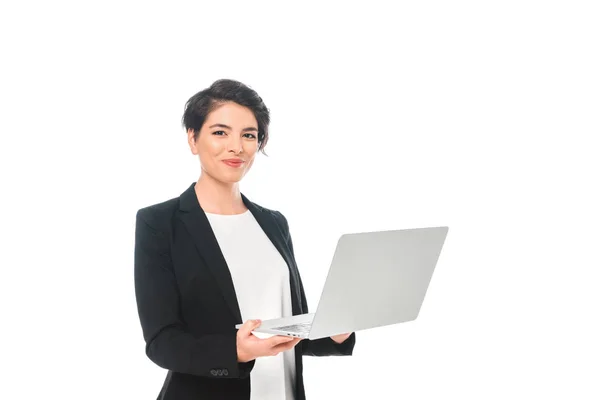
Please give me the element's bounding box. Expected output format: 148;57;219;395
178;182;303;324
242;194;303;316
178;183;243;323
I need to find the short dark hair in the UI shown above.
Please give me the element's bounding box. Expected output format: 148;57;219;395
182;79;270;154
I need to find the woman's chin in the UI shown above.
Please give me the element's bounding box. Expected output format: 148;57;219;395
218;174;245;184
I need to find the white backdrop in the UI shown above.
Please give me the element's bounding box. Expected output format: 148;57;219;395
2;1;599;399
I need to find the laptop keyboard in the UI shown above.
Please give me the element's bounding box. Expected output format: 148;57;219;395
273;322;312;333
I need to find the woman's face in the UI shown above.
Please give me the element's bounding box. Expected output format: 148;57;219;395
188;101;259;184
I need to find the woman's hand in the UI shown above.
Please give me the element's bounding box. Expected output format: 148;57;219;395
236;319;302;363
330;333;352;344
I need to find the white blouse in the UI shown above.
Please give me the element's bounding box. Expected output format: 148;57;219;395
205;209;296;400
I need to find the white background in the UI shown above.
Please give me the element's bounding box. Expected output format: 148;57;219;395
2;1;599;399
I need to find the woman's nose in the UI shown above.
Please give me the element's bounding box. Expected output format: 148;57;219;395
227;137;243;154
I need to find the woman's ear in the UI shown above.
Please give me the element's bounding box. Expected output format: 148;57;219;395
187;129;198;155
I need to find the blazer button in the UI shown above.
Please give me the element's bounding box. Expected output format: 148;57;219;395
210;369;217;376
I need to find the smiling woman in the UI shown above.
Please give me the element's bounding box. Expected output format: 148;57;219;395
186;101;260;198
134;79;356;400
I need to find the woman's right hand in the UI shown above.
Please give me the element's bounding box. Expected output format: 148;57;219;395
236;319;302;363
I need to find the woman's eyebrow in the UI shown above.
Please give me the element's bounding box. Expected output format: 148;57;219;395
208;123;258;132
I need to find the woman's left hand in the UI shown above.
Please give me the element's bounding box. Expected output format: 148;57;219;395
330;333;352;344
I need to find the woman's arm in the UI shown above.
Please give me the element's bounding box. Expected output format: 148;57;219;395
274;211;356;357
134;209;255;378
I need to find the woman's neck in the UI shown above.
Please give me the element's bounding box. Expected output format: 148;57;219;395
194;174;247;215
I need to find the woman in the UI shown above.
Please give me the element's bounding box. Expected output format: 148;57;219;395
134;79;356;400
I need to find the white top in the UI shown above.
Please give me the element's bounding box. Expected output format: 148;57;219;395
205;209;296;400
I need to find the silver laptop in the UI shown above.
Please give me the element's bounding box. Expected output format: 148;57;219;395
235;226;449;339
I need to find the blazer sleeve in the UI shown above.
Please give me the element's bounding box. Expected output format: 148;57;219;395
275;211;356;357
134;208;255;378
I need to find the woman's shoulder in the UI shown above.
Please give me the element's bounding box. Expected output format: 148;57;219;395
136;196;179;230
246;199;287;226
255;203;289;235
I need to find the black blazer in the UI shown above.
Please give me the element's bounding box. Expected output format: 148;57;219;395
134;183;356;400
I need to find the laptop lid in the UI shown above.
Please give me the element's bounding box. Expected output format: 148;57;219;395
308;226;448;339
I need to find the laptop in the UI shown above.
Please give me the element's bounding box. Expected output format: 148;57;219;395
235;226;449;339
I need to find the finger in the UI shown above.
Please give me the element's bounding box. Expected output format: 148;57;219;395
284;338;302;349
272;338;302;353
265;335;296;347
238;319;262;336
273;337;301;349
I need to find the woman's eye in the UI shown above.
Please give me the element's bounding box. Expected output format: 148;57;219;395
213;131;226;136
243;133;257;139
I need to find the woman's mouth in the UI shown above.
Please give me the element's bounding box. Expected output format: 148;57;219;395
222;160;244;168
